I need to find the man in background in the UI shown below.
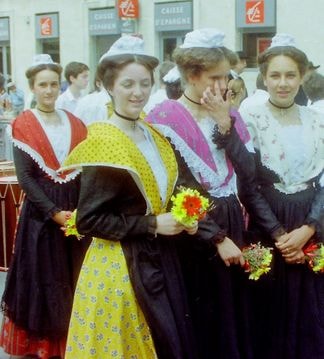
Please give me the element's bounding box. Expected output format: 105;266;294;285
56;61;89;114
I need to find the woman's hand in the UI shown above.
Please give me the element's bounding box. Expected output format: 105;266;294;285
274;231;289;244
201;81;232;134
216;237;245;267
52;210;72;226
184;221;199;235
282;249;306;264
276;225;315;261
156;213;186;236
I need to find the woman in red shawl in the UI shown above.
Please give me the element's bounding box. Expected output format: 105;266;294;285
0;54;90;359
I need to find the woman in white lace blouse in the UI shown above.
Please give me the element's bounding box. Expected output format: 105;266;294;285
239;33;324;359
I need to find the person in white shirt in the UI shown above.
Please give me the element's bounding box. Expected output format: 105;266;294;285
239;72;269;112
56;61;89;113
74;70;111;125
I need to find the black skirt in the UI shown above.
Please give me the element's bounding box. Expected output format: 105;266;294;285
1;175;90;339
177;194;253;359
247;186;324;359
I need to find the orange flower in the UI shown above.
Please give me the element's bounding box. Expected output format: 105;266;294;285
182;194;202;216
171;186;211;226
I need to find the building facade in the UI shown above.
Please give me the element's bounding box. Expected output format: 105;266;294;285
0;0;323;95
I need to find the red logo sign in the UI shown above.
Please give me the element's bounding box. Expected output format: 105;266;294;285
40;17;52;36
117;0;139;19
246;1;265;24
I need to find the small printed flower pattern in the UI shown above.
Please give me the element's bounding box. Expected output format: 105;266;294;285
63;122;178;216
65;239;157;359
63;122;178;358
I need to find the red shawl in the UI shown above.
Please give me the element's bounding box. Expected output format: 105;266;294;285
9;109;87;182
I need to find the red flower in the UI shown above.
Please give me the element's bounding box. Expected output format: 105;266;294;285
303;242;324;273
182;194;202;217
243;261;251;271
303;242;319;256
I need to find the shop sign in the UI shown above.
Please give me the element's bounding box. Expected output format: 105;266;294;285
89;8;120;36
120;19;136;33
117;0;139;19
236;0;276;28
35;14;59;39
155;2;192;31
40;17;52;36
246;1;264;24
0;18;10;41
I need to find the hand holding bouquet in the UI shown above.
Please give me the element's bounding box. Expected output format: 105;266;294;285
303;242;324;273
61;210;84;240
242;242;273;280
170;186;211;227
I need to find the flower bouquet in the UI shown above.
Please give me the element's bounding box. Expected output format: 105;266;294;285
242;242;273;280
170;186;211;227
62;210;84;240
303;242;324;273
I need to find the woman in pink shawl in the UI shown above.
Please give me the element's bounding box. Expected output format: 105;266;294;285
146;28;281;359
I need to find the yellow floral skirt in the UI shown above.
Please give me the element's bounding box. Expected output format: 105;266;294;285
65;238;157;359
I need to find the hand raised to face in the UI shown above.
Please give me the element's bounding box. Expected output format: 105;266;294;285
201;81;232;133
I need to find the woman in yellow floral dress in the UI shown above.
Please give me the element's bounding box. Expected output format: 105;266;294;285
62;35;199;359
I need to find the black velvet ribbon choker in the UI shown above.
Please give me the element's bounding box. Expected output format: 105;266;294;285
183;93;201;105
36;107;56;113
268;99;295;110
114;110;139;122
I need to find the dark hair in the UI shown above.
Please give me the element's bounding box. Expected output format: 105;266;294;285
236;50;248;60
258;46;309;77
25;63;63;88
64;62;89;84
166;79;183;100
173;46;233;82
302;71;324;102
97;54;159;93
91;67;102;92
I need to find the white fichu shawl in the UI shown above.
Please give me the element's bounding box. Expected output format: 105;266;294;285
240;104;324;194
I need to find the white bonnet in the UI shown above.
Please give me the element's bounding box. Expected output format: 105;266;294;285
270;33;296;48
163;66;181;83
31;54;55;66
99;35;157;63
180;28;225;49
